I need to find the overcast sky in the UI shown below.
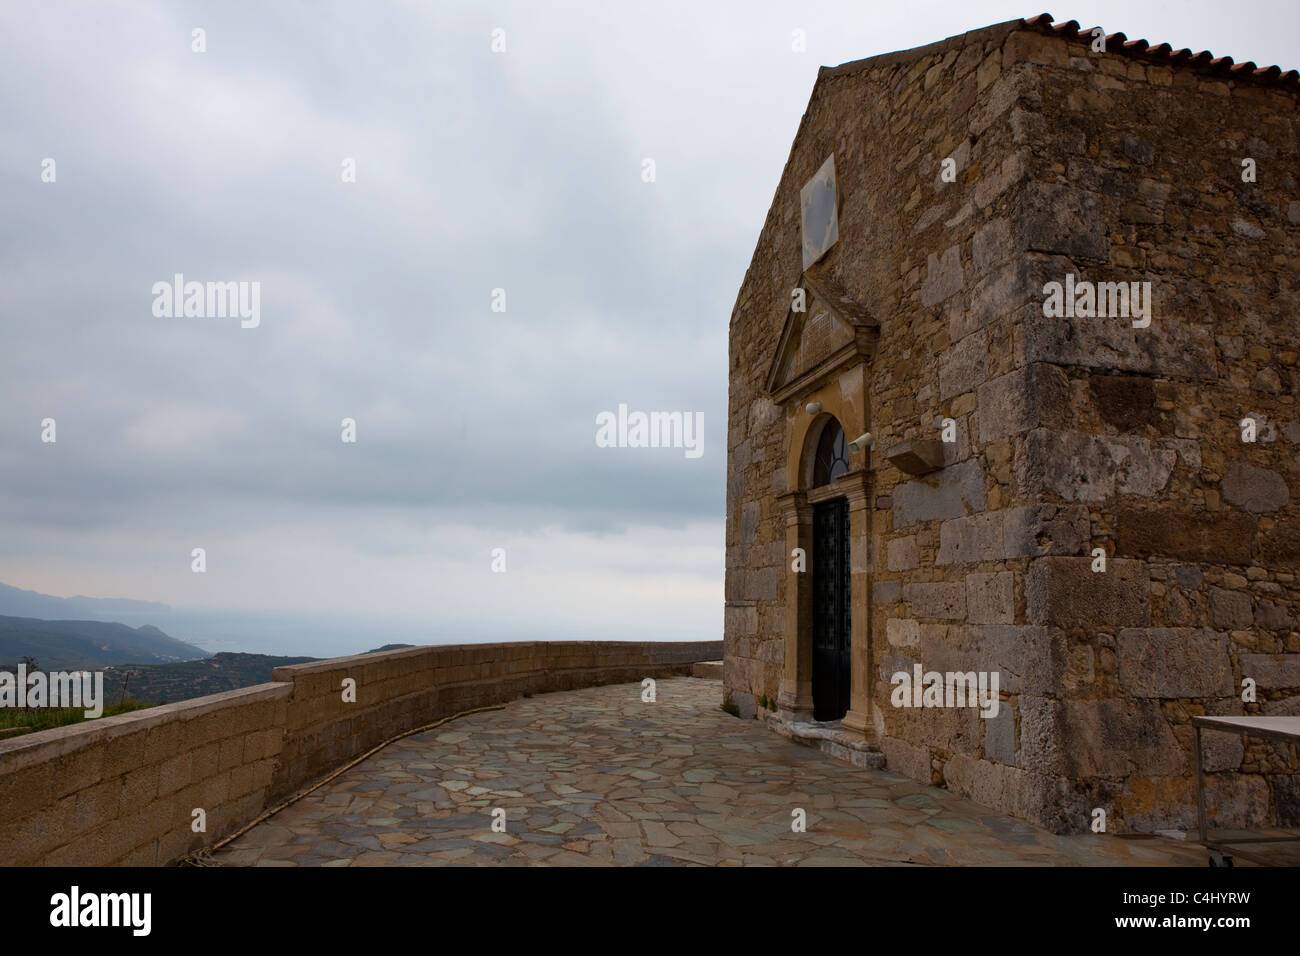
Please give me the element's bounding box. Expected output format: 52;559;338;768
2;1;1296;655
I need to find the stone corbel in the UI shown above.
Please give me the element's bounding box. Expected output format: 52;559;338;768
883;439;945;476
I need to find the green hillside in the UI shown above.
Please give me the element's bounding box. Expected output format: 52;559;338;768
0;615;210;671
101;652;319;705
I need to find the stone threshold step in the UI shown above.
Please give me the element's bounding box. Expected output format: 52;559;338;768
766;713;887;770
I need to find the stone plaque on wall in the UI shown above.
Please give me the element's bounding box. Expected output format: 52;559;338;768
800;154;839;270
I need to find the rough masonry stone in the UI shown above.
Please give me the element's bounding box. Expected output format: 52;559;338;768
1017;182;1108;260
967;571;1014;624
1240;654;1300;690
1026;557;1150;628
903;581;967;620
1061;699;1185;777
936;511;1004;565
893;458;986;528
1221;463;1290;513
1002;503;1089;558
874;579;902;605
886;617;920;647
1209;587;1253;629
978;363;1070;443
921;244;964;306
939;329;989;400
1117;628;1233;698
919;625;1066;695
887;535;920;571
1016;430;1176;502
1116;508;1256;565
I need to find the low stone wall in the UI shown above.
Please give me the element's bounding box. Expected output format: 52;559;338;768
0;640;720;866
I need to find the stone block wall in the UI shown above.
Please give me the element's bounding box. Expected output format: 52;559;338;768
0;640;720;865
867;33;1076;826
0;683;290;866
999;30;1300;832
726;22;1030;722
726;19;1300;833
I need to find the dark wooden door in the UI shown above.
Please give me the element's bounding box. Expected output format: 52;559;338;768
812;498;851;721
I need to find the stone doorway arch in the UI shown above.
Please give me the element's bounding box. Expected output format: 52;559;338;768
775;395;875;738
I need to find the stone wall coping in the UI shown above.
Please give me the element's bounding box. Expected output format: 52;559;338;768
271;642;469;678
0;681;292;769
269;639;722;680
821;19;1021;79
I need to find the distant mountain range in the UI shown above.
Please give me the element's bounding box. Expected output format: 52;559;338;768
0;581;171;621
0;581;457;659
0;615;210;671
0;583;438;705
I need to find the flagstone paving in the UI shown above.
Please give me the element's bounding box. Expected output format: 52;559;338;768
213;677;1222;867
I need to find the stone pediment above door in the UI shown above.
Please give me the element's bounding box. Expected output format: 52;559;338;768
765;267;878;404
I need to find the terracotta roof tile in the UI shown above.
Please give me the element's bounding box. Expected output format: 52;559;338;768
1023;12;1300;87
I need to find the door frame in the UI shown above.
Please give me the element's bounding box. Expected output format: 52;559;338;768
776;407;875;739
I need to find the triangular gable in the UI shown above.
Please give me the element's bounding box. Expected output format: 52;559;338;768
765;267;878;403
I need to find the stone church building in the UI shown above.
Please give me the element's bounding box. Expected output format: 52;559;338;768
724;14;1300;833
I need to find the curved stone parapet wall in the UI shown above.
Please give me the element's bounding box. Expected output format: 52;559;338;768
0;640;721;866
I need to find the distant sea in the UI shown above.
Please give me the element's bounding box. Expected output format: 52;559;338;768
74;609;703;659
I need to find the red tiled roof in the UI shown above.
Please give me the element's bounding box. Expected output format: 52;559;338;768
1024;12;1300;88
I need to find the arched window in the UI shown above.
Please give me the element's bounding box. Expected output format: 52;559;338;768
813;418;849;487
